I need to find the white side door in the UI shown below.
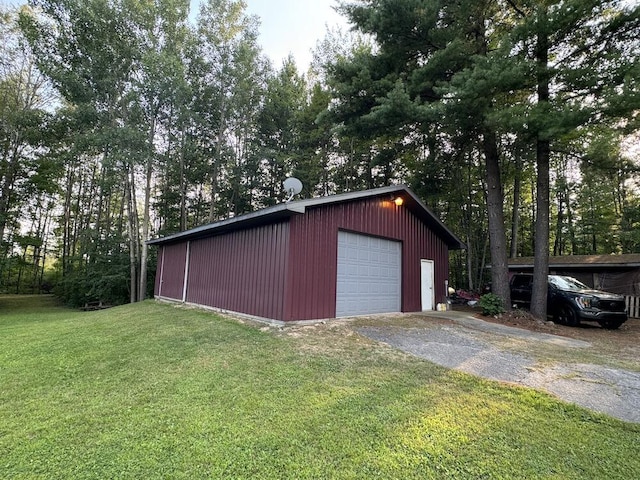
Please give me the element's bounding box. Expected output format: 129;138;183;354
421;259;434;311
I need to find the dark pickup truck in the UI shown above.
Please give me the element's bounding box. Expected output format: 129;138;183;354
510;273;628;329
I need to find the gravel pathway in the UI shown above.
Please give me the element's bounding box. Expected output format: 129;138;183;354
357;312;640;423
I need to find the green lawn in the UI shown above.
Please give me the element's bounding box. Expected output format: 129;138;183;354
1;295;639;479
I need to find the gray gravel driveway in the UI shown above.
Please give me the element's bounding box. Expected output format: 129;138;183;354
356;311;640;423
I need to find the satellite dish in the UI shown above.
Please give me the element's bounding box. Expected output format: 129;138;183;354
283;177;303;202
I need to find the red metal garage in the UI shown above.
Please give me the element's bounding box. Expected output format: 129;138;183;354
148;185;465;323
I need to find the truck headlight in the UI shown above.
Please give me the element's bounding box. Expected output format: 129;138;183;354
575;296;593;309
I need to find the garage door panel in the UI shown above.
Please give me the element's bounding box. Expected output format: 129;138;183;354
336;231;401;317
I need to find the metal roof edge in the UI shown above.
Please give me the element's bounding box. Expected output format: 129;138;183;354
288;184;465;249
509;263;640;269
507;254;640;269
291;184;406;209
146;184;465;249
146;203;305;245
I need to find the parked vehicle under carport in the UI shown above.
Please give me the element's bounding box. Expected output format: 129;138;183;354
510;273;628;329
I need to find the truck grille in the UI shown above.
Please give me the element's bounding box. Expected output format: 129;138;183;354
595;300;626;312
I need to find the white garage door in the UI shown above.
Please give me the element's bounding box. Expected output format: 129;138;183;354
336;231;401;317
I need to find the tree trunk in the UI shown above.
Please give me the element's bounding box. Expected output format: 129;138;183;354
209;97;228;223
553;191;563;256
139;111;158;301
567;193;577;254
590;193;597;253
16;242;28;294
94;150;109;263
179;125;187;231
510;156;521;258
478;233;489;291
466;232;474;291
465;159;475;291
38;202;52;292
125;167;138;303
531;139;550;318
61;166;75;275
530;8;551;319
483;129;511;310
0;140;22;264
71;169;84;260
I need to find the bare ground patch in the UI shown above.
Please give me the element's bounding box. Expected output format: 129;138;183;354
459;306;640;371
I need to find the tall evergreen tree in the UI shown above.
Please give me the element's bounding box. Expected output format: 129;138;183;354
332;0;513;306
493;0;640;317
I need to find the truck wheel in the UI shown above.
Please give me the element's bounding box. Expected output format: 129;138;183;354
598;320;623;330
555;304;579;327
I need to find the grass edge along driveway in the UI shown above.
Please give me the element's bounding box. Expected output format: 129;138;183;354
1;295;639;479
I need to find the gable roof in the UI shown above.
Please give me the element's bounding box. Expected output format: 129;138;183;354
147;184;466;249
509;254;640;269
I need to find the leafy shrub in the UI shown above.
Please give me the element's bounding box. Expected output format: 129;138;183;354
479;293;505;316
54;254;131;308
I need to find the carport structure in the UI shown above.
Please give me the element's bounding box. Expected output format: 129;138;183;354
508;254;640;318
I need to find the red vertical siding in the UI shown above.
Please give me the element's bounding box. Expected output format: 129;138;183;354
285;198;450;321
155;242;188;300
154;193;455;322
185;222;290;320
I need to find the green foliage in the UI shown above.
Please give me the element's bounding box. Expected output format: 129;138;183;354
256;57;308;206
2;0;640;307
328;0;640;290
479;293;506;316
54;257;130;308
621;198;640;253
1;297;639;479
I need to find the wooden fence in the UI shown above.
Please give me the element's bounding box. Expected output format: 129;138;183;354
626;296;640;319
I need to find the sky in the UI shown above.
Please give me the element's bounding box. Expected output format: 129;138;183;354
195;0;350;71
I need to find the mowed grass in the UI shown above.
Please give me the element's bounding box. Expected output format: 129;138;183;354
1;296;639;479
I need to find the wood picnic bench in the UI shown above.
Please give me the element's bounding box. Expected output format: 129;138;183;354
82;301;111;311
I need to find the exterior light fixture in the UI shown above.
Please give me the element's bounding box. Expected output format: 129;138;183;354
394;196;404;206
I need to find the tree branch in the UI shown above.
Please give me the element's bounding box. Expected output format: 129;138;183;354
505;0;527;18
